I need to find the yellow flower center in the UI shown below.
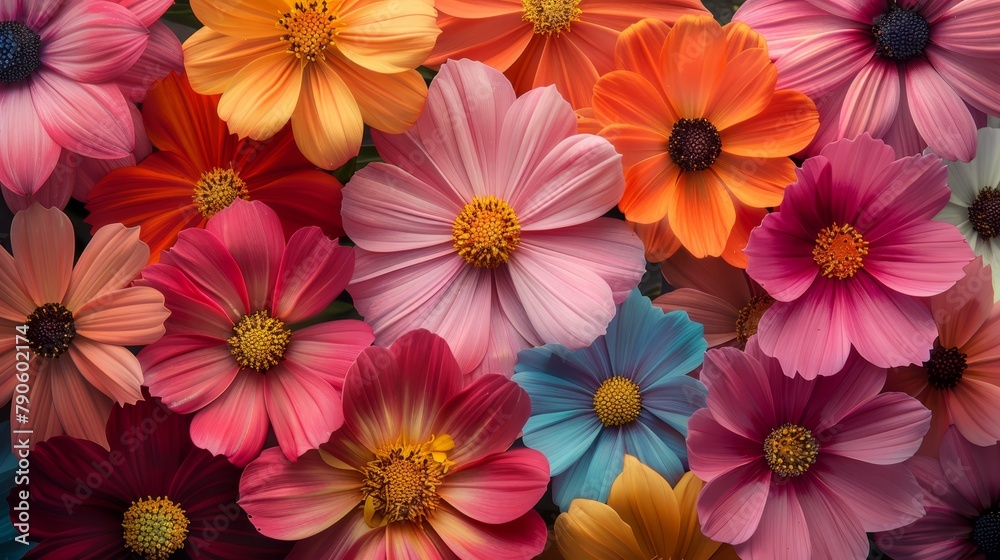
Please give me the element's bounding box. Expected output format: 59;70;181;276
593;376;642;427
812;222;869;280
763;423;818;478
361;435;455;527
452;196;522;268
122;496;190;560
192;167;249;219
228;310;291;373
521;0;582;35
735;295;774;347
277;1;344;62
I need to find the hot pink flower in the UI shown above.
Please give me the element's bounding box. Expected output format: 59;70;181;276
745;134;974;378
687;340;931;559
239;329;549;560
137;199;374;466
0;0;169;200
0;204;168;448
734;0;1000;162
342;58;646;377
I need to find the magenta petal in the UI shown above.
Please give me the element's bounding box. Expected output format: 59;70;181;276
860;152;949;237
700;347;776;439
838;59;899;140
905;58;977;162
264;362;344;461
0;85;60;196
927;44;1000;116
189;371;269;466
824;392;930;464
875;506;977;560
737;481;809;560
697;462;771;545
115;20;183;103
843;273;938;368
813;457;924;532
137;263;234;339
271;227;354;323
865;221;974;296
687;410;763;481
794;481;869;559
205;199;284;311
435;375;531;466
939;426;1000;511
140;335;239;413
428;506;547;560
40;0;148;83
801;350;886;433
438;447;549;524
287;510;386;560
161;228;251;323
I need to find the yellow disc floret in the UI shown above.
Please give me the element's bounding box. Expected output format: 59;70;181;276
452;196;522;268
593;376;643;427
278;1;345;62
361;435;456;527
521;0;582;35
122;496;190;560
192;167;249;219
228;310;292;373
812;222;869;280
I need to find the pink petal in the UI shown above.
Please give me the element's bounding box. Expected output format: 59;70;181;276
115;0;174;26
287;510;386;560
385;521;447;559
874;506;977;560
264;363;345;461
816;134;905;219
438;447;549;524
743;211;821;303
50;360;114;446
283;321;374;392
838;59;899;140
137;263;234;339
434;375;530;466
948;379;1000;446
65;222;148;310
700;347;776;439
881;75;925;158
0;85;60;196
813;457;924;531
160;228;250;323
865;221;974;297
806;0;884;22
11;203;73;305
1;170;70;211
793;481;869;559
738;481;809;560
697;462;771;545
267;228;353;323
932;0;1000;56
824;392;930;464
115;21;183;103
239;447;363;540
428;505;547;560
39;0;148;83
927;44;1000;116
687;410;764;480
139;335;239;413
204;199;284;311
859;152;949;238
939;425;1000;511
21;0;62;29
471;286;532;379
16;357;63;445
189;370;269;466
773;29;874;97
843;273;938;368
905;58;977;162
0;250;33;321
72;287;166;345
799;349;887;433
29;68;134;159
733;0;863;57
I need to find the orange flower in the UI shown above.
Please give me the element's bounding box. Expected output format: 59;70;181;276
425;0;708;110
593;16;819;259
631;203;767;268
86;72;344;264
182;0;440;169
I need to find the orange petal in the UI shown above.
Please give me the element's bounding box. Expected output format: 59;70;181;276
533;35;599;110
706;47;776;131
336;0;440;73
12;204;74;306
607;455;680;559
182;28;286;95
719;89;819;157
433;0;522;18
593;70;674;133
660;14;727;119
505;34;546;96
564;20;619;77
141;72;228;169
291;60;365;169
615;18;671;79
722;21;768;60
65;223;149;311
630;216;681;263
583;1;709;30
189;0;286;40
712;152;794;208
599;123;667;169
327;54;427;133
217;52;302;140
667;169;734;257
673;472;740;560
426;12;532;69
619;153;681;224
575;107;602;135
721;203;768;269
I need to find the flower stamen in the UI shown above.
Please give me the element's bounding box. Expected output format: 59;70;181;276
228;310;291;373
668;118;722;172
192;167;250;219
122;496;190;560
593;376;642;427
25;303;76;358
521;0;582;35
812;222;869;279
763;423;818;478
277;1;344;62
361;435;455;527
452;196;521;268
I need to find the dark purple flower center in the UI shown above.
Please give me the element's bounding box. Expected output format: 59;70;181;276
668;118;722;172
969;186;1000;240
25;303;76;358
973;509;1000;558
924;346;967;390
872;5;930;61
0;21;40;83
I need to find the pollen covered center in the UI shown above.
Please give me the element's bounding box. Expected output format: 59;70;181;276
764;423;818;478
26;303;76;358
522;0;582;35
813;222;869;279
593;376;643;427
278;1;344;62
668;118;723;172
228;310;291;373
924;346;968;390
735;295;774;347
452;196;522;268
122;496;190;560
192;167;250;219
361;435;455;527
969;186;1000;240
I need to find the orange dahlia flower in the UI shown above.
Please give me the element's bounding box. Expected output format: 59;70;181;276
183;0;440;169
593;16;820;259
425;0;708;110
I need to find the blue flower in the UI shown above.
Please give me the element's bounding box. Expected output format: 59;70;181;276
1;422;32;559
512;289;708;511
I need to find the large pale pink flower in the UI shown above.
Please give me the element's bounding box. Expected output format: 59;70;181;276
0;204;168;448
137;199;374;466
745;134;974;378
734;0;1000;162
239;329;550;560
0;0;173;200
687;340;931;559
342;58;647;377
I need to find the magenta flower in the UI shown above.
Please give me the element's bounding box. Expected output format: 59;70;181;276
745;134;974;378
876;427;1000;560
687;340;931;559
342;58;646;377
735;0;1000;162
137;199;374;466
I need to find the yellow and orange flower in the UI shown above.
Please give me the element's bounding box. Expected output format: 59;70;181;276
183;0;440;169
426;0;708;110
593;16;819;260
555;455;738;560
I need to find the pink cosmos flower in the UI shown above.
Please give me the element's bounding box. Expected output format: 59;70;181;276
744;134;974;378
239;329;549;560
0;0;178;201
0;204;168;448
734;0;1000;162
137;199;374;466
875;427;1000;560
687;340;931;559
886;257;1000;457
342;58;647;377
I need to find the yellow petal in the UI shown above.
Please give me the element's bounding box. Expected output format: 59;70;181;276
606;455;680;560
190;0;288;40
290;59;365;169
554;500;647;560
327;53;427;133
337;0;440;73
217;52;302;140
183;28;286;94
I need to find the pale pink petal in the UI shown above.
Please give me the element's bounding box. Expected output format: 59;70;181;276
160;228;250;322
29;68;134;159
844;273;938;369
927;45;1000;116
139;335;239;414
738;482;809;560
824;392;930;464
905;59;977;162
471;288;533;379
72;287;166;345
687;410;764;480
948;379;1000;446
50;362;114;447
11;203;73;305
881;73;925;158
0;250;33;320
792;481;868;560
239;447;363;540
733;0;864;57
865;221;973;297
697;462;770;544
282;321;374;393
65;223;148;310
115;21;183;103
434;375;530;466
772;29;874;97
270;228;354;323
813;457;924;531
805;0;883;22
66;338;143;404
932;0;1000;56
700;347;776;438
22;0;62;29
136;263;234;339
438;447;549;524
654;289;739;347
838;58;899;140
204;199;284;311
1;157;72;210
115;0;173;25
939;425;1000;511
265;362;344;461
858;152;949;238
190;370;268;466
0;85;60;196
39;0;148;83
429;505;547;560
